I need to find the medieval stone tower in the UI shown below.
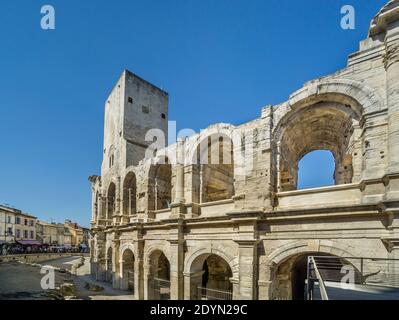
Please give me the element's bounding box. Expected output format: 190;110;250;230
102;70;168;176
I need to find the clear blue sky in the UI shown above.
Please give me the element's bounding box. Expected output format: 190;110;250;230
0;0;388;226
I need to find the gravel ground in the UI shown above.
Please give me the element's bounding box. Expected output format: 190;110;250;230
0;256;135;300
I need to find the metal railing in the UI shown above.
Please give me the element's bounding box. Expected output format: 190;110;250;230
197;286;233;300
127;270;135;292
150;278;171;300
307;256;329;300
307;256;399;300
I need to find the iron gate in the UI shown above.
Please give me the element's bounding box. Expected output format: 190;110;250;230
128;270;135;292
197;286;232;300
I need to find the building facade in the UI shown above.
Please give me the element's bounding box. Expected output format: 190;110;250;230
36;220;87;247
0;205;37;244
64;220;84;247
90;1;399;300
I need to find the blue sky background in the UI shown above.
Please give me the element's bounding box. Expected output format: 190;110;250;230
0;0;388;226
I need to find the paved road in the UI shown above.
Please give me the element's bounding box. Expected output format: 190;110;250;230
0;260;73;299
0;256;135;300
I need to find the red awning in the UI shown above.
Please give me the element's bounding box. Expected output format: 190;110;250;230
17;240;42;246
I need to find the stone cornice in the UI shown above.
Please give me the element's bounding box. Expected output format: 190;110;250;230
369;0;399;37
234;239;260;247
381;237;399;252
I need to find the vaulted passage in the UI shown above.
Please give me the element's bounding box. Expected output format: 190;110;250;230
123;172;137;217
106;247;113;283
189;253;233;300
107;183;116;223
276;102;361;191
149;158;172;211
196;134;235;203
148;250;170;300
273;252;361;300
121;249;135;292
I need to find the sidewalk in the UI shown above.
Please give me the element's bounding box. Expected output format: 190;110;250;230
72;257;136;300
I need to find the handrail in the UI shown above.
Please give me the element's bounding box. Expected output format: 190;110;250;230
310;256;329;300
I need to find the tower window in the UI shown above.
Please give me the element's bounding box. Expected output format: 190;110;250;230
142;106;150;114
161;113;166;119
128;97;133;104
109;154;115;168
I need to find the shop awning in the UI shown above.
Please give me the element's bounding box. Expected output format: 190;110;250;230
17;240;42;246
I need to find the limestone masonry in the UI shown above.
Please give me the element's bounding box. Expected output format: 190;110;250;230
89;1;399;300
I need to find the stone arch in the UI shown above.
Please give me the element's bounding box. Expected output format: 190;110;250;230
272;79;386;192
283;79;385;122
122;171;137;217
145;247;171;300
264;240;361;300
267;240;358;266
185;126;236;203
186;124;235;166
106;181;116;222
144;244;171;266
105;246;113;283
107;144;116;168
184;247;239;277
184;247;238;300
120;247;135;291
148;156;172;211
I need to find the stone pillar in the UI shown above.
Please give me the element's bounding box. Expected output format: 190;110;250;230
112;239;120;289
258;261;274;300
230;278;240;300
175;138;185;203
95;231;106;281
143;264;151;300
235;240;258;299
385;36;399;167
104;196;109;225
169;238;184;300
91;188;96;223
134;239;145;300
119;255;127;291
389;240;399;285
97;194;104;226
184;271;204;300
384;35;399;199
276;142;282;192
171;139;187;219
115;177;122;225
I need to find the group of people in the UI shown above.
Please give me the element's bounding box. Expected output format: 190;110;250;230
0;244;89;256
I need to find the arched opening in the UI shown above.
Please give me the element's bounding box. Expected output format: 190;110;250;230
148;250;170;300
121;249;135;292
273;252;361;300
195;134;235;203
297;150;335;189
149;157;172;211
189;253;233;300
275;102;360;192
123;172;137;217
106;247;113;283
107;183;116;224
